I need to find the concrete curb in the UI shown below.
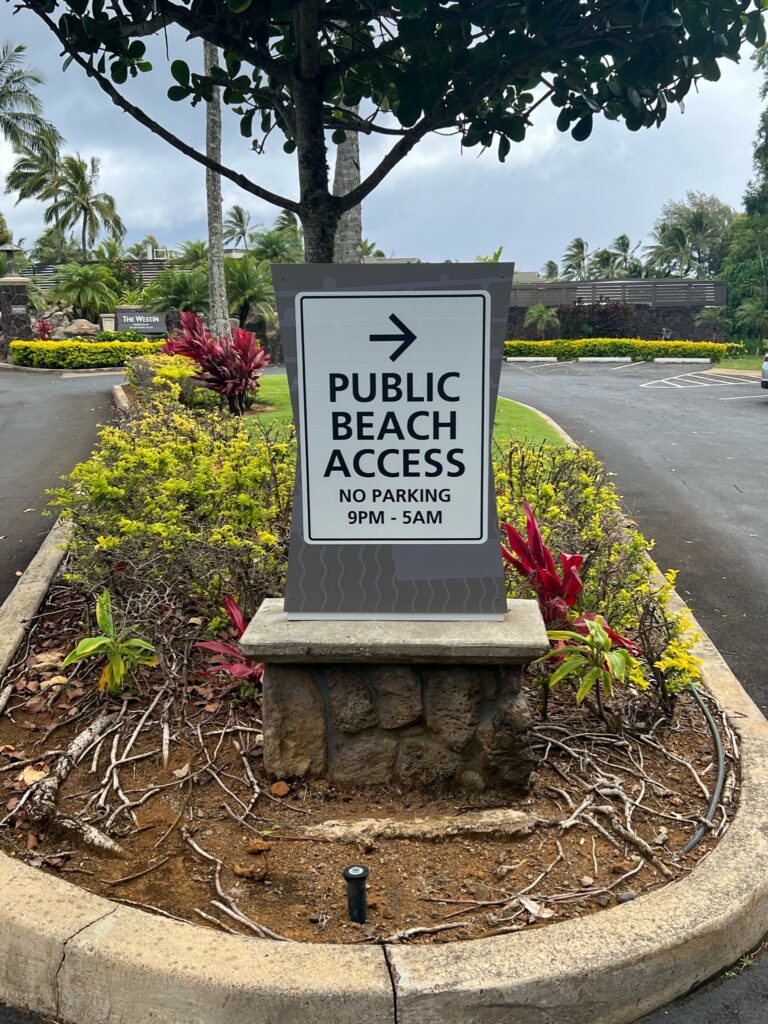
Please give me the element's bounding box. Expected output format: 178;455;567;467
0;519;73;678
577;356;632;363
504;356;558;363
0;414;765;1023
497;396;573;445
0;361;125;376
654;357;711;364
112;382;131;418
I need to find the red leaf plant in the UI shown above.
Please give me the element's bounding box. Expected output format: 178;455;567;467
501;500;639;653
36;317;52;340
501;499;584;628
163;311;270;415
196;596;264;686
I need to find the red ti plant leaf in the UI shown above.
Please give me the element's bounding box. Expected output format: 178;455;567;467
163;312;271;416
194;595;263;688
501;501;584;628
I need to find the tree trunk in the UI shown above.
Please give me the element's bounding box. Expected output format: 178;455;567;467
81;216;88;262
332;107;363;264
293;0;338;263
204;41;231;338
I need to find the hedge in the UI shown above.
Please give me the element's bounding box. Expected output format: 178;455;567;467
504;339;746;362
10;340;165;369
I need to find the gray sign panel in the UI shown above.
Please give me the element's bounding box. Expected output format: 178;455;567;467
114;308;167;335
274;263;514;621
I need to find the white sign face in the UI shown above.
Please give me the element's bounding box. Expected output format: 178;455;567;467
295;291;490;545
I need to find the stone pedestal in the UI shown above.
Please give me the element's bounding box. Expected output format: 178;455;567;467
241;599;548;793
0;277;33;360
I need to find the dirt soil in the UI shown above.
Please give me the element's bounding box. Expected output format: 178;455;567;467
0;580;738;946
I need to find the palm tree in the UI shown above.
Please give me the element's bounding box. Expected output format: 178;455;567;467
684;209;718;277
45;154;124;261
645;223;693;277
52;263;117;321
93;236;127;262
476;245;504;263
541;260;560;281
223;204;252;249
610;234;642;277
561;237;590;280
694;305;732;343
587;248;620;280
224;255;276;327
524;304;560;339
249;221;304;263
0;43;61;154
128;234;161;259
29;223;80;265
146;268;209;313
203;41;230;339
734;298;768;349
4;127;62;203
362;239;386;258
175;239;209;271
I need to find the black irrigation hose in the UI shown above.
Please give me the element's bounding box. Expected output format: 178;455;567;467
680;685;726;856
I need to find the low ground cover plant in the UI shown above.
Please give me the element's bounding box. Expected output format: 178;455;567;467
504;338;746;361
126;352;218;408
10;339;164;368
62;590;156;694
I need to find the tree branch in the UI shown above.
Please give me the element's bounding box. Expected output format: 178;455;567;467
28;6;299;214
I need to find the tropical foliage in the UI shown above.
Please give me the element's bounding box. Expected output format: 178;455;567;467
523;304;560;340
44;154;124;260
224;256;275;327
51;262;117;320
163;311;270;415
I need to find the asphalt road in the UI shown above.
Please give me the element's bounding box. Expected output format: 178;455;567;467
499;360;768;1022
0;370;120;604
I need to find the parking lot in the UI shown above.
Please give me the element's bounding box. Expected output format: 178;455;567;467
500;360;768;1021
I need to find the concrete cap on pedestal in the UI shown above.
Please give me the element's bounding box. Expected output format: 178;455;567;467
240;598;548;664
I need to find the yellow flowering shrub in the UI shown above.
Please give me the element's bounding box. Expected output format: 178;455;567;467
50;401;295;619
495;442;703;707
504;338;746;362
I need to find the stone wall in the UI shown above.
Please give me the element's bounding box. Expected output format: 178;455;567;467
0;278;33;360
262;662;534;793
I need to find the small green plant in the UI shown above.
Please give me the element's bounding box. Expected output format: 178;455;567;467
62;590;156;694
539;618;642;722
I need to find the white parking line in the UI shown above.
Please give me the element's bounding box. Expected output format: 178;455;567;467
719;395;766;401
640;371;756;390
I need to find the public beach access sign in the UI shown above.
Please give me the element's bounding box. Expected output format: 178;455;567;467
295;291;490;545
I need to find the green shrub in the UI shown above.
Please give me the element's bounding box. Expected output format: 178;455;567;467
495;442;701;711
50;402;295;624
10;340;164;369
96;329;156;343
125;353;218;409
504;338;746;361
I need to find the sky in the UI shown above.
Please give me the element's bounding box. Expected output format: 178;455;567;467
0;8;764;272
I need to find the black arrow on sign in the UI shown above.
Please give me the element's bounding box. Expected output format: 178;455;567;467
369;314;417;362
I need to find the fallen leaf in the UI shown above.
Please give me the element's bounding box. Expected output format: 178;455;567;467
172;762;191;779
24;697;47;713
22;508;36;513
187;616;204;626
40;676;67;691
248;838;271;855
518;896;556;920
203;702;221;713
19;765;46;786
270;781;290;798
232;861;268;881
27;833;38;851
5;797;19;813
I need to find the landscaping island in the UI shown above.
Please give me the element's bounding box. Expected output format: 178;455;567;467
0;342;739;948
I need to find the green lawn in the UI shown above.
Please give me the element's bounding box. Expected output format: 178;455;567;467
717;355;764;371
248;374;565;446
